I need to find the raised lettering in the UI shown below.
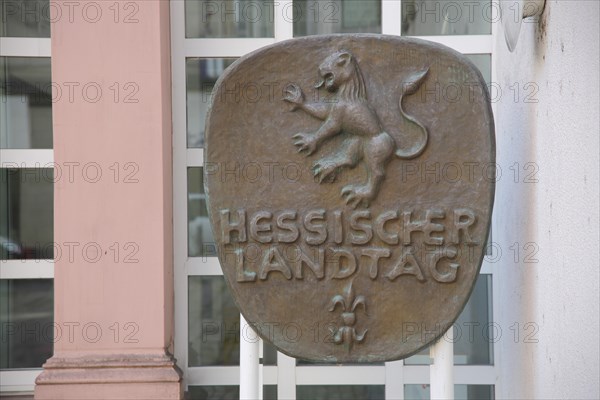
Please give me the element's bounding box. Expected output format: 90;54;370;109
220;209;247;244
294;247;325;280
374;210;399;245
276;210;299;243
258;246;293;280
427;246;459;283
350;210;373;245
450;208;477;245
360;247;391;279
235;247;256;282
424;209;445;245
304;209;327;245
386;248;425;281
402;211;424;245
250;211;273;243
330;247;357;279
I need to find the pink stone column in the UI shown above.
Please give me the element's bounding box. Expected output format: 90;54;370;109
34;1;181;398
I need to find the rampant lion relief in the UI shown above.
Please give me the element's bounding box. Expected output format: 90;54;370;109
284;50;429;208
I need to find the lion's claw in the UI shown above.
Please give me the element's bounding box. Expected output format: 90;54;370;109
312;160;339;183
292;133;317;156
341;185;373;209
283;83;304;110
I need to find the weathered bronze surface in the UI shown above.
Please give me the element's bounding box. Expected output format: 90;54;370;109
204;35;495;362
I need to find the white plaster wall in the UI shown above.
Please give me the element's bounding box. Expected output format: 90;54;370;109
493;1;599;399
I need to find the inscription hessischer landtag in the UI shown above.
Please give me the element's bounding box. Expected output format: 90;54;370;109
204;35;495;363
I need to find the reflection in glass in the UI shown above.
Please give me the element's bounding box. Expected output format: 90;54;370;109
188;385;239;400
0;168;54;260
1;57;53;149
297;385;384;400
188;385;278;400
402;0;491;36
188;276;240;366
186;58;236;148
405;274;493;365
185;0;274;38
188;167;216;257
294;0;381;36
0;0;50;37
0;279;53;369
405;384;495;400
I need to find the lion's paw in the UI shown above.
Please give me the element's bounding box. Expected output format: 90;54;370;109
312;160;339;183
341;185;374;208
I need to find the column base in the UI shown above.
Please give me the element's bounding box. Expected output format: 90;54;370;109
34;352;182;400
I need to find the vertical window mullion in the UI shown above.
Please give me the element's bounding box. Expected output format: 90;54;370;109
274;1;294;41
382;0;402;36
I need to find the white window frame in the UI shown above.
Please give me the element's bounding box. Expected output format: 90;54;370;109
172;1;498;398
0;36;54;394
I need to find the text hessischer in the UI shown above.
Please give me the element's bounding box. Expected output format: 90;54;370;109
218;208;480;284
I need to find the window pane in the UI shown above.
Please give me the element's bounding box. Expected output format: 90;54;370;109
263;384;277;400
405;384;495;400
465;54;491;85
188;385;277;399
402;0;491;36
297;385;384;400
297;358;383;366
186;58;236;148
263;340;277;365
185;0;274;38
0;0;50;37
1;57;53;149
188;167;217;257
404;274;493;365
0;279;53;369
454;274;493;365
188;276;240;366
1;168;54;260
188;385;239;400
294;0;381;37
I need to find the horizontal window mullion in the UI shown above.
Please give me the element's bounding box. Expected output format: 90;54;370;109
186;365;278;386
0;369;41;392
409;35;492;54
382;0;402;35
0;150;54;168
403;365;496;384
0;38;51;57
184;38;276;58
0;260;54;279
186;256;222;276
296;366;386;385
187;148;204;167
186;366;240;385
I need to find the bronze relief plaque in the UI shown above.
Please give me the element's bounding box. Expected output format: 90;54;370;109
204;35;495;362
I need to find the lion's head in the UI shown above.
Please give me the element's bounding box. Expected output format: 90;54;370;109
315;51;366;100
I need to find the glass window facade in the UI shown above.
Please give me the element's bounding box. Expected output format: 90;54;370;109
401;0;491;36
188;167;216;257
0;0;51;38
185;0;274;38
294;0;381;36
186;58;236;148
0;279;54;369
0;168;54;260
297;385;385;400
1;57;53;149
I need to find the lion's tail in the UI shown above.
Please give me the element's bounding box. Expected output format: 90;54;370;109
395;67;429;159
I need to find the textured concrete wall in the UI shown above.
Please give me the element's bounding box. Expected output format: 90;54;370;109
493;1;599;399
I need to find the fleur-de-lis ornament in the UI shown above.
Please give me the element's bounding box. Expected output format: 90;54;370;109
327;281;367;351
